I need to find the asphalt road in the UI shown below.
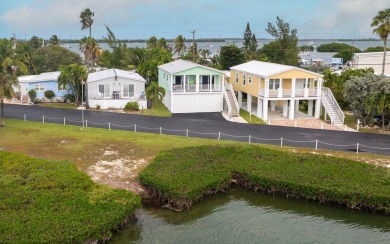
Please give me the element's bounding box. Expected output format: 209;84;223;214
3;104;390;156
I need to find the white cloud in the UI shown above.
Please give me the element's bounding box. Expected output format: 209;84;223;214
303;0;389;38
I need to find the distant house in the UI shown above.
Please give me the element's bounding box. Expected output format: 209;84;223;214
352;52;390;75
15;75;37;103
27;71;68;101
158;59;226;113
87;68;146;109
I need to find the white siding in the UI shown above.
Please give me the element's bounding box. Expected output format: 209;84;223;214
168;93;223;113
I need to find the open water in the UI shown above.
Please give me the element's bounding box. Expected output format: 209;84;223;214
110;188;390;244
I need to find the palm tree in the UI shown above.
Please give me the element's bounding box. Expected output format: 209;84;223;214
49;35;60;45
371;8;390;75
80;8;94;37
145;82;165;107
58;64;87;105
174;35;186;56
79;37;100;107
0;57;27;127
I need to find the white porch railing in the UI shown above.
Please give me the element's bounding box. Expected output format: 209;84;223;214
88;92;136;100
259;88;320;98
172;83;222;92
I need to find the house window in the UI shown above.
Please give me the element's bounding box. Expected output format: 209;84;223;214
236;72;239;83
34;84;44;92
248;76;252;84
123;84;135;97
243;74;246;86
98;84;110;98
268;79;280;90
58;84;67;91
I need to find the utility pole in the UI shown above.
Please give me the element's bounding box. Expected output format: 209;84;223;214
191;30;196;62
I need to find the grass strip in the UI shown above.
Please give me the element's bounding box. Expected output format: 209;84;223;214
0;151;141;243
239;109;266;124
140;145;390;212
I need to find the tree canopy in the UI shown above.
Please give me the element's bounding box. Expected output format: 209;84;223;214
258;17;299;65
371;8;390;74
220;45;245;70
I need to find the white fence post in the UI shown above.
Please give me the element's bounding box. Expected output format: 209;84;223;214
356;143;359;154
86;120;88;128
24;114;26;121
357;119;360;131
64;117;65;125
248;135;251;144
344;124;347;131
218;132;220;141
109;122;111;130
160;127;162;135
43;116;44;123
134;124;137;133
268;119;271;125
315;139;318;150
281;137;283;147
321;122;323;129
294;120;297;127
186;129;189;138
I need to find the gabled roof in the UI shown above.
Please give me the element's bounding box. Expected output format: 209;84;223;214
158;59;224;74
29;71;61;83
230;60;323;78
17;75;38;83
87;68;146;83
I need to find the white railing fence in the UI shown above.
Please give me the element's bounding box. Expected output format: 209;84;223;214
16;113;390;156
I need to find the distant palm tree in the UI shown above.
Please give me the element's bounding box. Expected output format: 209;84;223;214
80;8;94;37
174;35;186;56
79;37;100;108
371;8;390;75
49;35;60;45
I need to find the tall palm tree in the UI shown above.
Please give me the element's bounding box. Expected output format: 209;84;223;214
371;8;390;75
80;8;94;38
0;57;27;127
79;37;100;108
174;35;186;56
58;64;87;105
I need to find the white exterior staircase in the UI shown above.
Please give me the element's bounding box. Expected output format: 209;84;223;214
321;87;344;125
224;82;239;117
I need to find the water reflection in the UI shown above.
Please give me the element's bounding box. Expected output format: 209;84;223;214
111;188;390;244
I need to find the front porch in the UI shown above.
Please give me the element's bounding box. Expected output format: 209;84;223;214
88;92;146;109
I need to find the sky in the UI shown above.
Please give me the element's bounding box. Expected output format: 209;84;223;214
0;0;388;40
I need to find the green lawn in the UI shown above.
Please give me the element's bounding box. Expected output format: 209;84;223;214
37;102;77;109
239;109;266;124
140;145;390;212
141;100;171;117
0;151;141;243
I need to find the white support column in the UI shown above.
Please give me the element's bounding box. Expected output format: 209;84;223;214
263;99;268;121
295;100;299;111
314;99;321;118
308;100;314;117
317;78;322;97
170;75;173;92
258;98;263;118
183;75;186;93
238;91;243;107
270;101;276;111
247;95;252;113
195;75;199;92
209;75;212;92
291;78;296;97
282;100;288;117
289;99;295;120
264;79;269;97
304;78;309;97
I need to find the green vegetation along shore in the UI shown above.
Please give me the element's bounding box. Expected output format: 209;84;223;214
140;145;390;212
0;151;141;243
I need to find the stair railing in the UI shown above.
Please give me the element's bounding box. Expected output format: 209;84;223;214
225;82;240;114
321;87;344;124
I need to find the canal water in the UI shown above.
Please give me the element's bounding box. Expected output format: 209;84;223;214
110;188;390;244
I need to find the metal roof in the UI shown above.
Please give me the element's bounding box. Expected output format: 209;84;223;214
87;68;146;83
29;71;61;83
354;52;390;57
17;75;38;83
230;60;323;78
158;59;224;74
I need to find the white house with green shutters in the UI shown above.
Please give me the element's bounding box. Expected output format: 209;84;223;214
158;60;226;113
